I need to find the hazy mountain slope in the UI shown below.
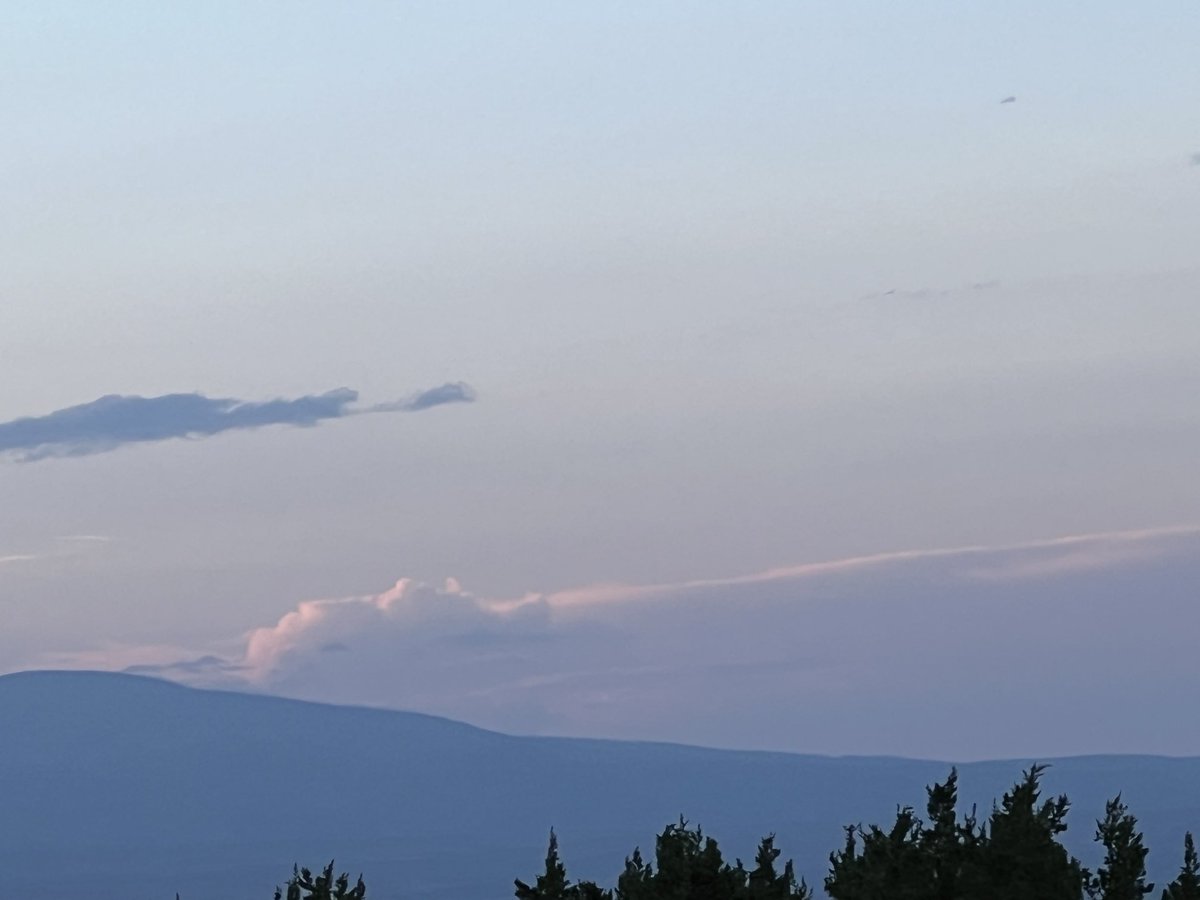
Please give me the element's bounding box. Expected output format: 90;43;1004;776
1;671;1197;899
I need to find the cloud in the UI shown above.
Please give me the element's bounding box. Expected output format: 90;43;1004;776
121;654;250;688
534;525;1200;608
35;642;247;683
48;524;1200;759
857;280;1001;303
1191;152;1200;167
961;530;1180;580
126;654;237;674
364;381;477;413
238;578;555;695
1;535;113;572
0;382;475;461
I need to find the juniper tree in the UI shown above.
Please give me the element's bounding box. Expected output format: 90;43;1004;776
516;830;572;900
743;834;811;900
616;847;655;900
651;818;741;900
273;861;365;900
516;829;611;900
965;765;1086;900
1089;795;1152;900
920;768;983;900
825;806;930;900
1161;833;1200;900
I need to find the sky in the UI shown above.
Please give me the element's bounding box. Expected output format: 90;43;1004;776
2;1;1199;760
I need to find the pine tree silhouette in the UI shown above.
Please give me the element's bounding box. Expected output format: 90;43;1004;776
273;860;365;900
969;764;1086;900
1089;795;1153;900
1162;833;1200;900
516;829;611;900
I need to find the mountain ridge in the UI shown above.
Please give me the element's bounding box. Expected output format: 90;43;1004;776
1;670;1197;899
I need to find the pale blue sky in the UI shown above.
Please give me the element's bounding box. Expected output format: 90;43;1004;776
2;2;1199;756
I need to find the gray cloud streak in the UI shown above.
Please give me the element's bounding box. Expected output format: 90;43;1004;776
0;383;475;461
858;280;1001;303
123;655;249;679
362;381;477;413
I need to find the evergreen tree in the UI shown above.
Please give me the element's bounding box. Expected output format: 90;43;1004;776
1089;795;1152;900
744;834;811;900
825;769;983;900
273;861;365;900
825;807;929;900
920;768;982;900
576;881;612;900
616;848;655;900
651;818;741;900
516;829;611;900
966;765;1086;900
517;830;573;900
1161;833;1200;900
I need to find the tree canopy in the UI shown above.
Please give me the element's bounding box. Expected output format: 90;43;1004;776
249;768;1198;900
507;767;1195;900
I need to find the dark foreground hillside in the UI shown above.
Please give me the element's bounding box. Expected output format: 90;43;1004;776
1;671;1197;899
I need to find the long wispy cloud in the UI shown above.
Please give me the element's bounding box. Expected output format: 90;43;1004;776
0;535;114;571
44;525;1200;759
857;279;1001;303
0;382;475;461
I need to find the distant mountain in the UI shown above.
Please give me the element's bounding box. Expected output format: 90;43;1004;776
1;671;1197;899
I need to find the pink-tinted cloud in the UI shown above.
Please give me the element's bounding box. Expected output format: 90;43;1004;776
540;524;1200;607
241;577;542;679
32;524;1200;759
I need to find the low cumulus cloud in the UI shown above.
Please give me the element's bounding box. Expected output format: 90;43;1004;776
0;382;475;461
240;577;552;677
65;525;1200;759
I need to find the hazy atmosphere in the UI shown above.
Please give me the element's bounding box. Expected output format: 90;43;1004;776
4;1;1200;764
